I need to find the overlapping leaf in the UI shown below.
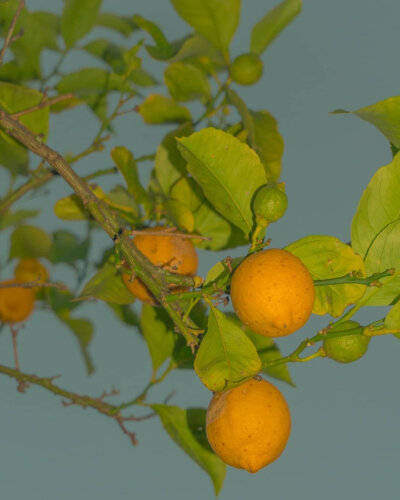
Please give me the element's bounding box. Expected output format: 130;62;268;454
251;0;302;55
177;128;267;236
194;306;261;391
286;235;366;317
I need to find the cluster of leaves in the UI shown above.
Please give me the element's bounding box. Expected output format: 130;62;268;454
1;0;400;494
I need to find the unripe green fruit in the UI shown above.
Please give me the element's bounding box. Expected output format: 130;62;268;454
230;53;263;86
323;320;370;363
253;184;288;226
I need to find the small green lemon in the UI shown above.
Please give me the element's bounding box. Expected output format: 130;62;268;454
230;53;263;86
323;320;370;363
253;184;288;226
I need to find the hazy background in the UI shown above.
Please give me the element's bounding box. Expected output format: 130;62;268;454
1;1;399;499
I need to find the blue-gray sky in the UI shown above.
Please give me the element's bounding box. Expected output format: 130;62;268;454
1;1;400;499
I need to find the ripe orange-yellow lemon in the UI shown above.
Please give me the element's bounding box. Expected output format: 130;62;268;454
0;280;35;323
206;377;291;473
122;227;198;305
14;258;49;289
230;248;315;337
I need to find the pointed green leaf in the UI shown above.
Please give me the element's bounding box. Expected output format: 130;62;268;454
61;316;95;374
111;146;149;208
385;300;400;329
194;306;262;392
164;198;195;232
0;210;39;230
32;12;60;51
155;122;193;195
9;224;52;259
95;12;137;37
286;235;366;317
227;90;284;181
151;404;226;495
140;305;176;374
358;272;400;307
192;200;248;250
204;257;243;286
251;110;284;182
137;94;191;124
50;230;90;264
165;62;211;101
177;128;267;235
226;313;293;386
54;193;90;220
251;0;302;55
170;177;204;212
107;303;140;327
351;153;400;274
56;68;133;96
171;0;240;55
83;39;126;73
133;15;176;60
9;85;50;131
62;0;102;48
79;257;134;305
334;96;400;148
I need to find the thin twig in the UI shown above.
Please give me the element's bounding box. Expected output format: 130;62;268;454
0;0;25;67
11;93;75;119
0;280;68;290
0;108;200;348
130;229;212;241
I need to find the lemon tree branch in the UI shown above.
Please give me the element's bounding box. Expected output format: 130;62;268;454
0;109;199;347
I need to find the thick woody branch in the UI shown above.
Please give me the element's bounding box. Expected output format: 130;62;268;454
0;109;199;347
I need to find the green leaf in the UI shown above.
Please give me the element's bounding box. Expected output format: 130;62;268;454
9;224;52;259
83;39;126;73
250;111;284;182
43;287;94;374
155;122;193;195
78;257;134;305
169;34;225;71
151;404;226;495
164;62;211;102
177;128;267;235
286;235;366;317
226;90;284;181
164;198;195;232
32;12;60;51
0;134;28;175
133;14;177;60
62;0;102;48
251;0;302;55
111;147;149;208
107;303;140;327
0;82;49;173
140;305;176;374
358;272;400;307
170;0;240;55
192;200;247;250
137;94;191;124
61;316;95;374
54;193;90;220
243;325;293;386
333;96;400;148
50;230;90;264
106;185;139;218
385;300;400;329
204;256;243;286
0;209;39;230
128;68;157;87
56;68;133;96
95;12;137;37
351;153;400;274
170;177;204;212
194;306;262;392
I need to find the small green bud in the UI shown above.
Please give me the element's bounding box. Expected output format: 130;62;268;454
230;53;263;86
253;184;288;226
323;320;370;363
